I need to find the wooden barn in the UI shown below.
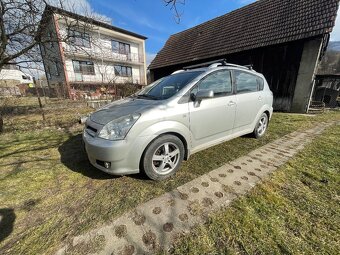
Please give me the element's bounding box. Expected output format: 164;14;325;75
149;0;339;113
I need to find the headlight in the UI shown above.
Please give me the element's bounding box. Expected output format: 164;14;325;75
98;113;140;140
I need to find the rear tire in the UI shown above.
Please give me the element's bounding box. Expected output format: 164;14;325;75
253;113;268;139
142;135;185;181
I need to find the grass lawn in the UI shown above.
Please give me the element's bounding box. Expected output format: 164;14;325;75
0;97;339;254
170;124;340;255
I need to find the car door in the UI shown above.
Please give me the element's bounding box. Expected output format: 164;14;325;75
189;69;236;148
233;70;265;130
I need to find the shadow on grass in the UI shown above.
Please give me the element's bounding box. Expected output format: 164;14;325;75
59;134;149;181
58;134;114;180
0;208;15;243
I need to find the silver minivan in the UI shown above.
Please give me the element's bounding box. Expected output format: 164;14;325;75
83;61;273;180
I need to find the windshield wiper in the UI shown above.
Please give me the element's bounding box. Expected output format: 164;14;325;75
136;94;159;100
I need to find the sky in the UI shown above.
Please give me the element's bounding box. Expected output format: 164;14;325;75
50;0;340;67
85;0;262;65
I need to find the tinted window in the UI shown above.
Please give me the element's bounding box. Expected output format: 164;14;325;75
196;70;232;96
257;77;264;91
235;71;260;93
137;71;203;100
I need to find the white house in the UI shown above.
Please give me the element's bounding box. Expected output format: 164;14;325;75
0;64;33;84
39;5;147;98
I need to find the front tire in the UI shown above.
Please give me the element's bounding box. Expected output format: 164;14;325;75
253;113;268;139
142;135;184;181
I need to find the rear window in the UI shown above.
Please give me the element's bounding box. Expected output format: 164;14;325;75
235;71;263;93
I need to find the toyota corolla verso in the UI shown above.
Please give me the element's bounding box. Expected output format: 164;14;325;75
83;61;273;180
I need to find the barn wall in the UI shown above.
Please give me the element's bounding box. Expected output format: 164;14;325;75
150;38;324;112
291;38;323;113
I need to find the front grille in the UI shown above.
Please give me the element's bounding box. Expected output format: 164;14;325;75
86;125;97;137
87;125;97;133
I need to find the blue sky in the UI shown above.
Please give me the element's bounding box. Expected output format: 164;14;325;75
86;0;258;64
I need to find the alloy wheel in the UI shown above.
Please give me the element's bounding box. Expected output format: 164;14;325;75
152;142;180;175
257;115;268;136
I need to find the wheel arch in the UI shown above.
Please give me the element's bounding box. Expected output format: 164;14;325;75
263;110;271;124
139;131;189;172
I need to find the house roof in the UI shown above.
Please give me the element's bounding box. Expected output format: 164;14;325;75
149;0;339;69
43;5;147;40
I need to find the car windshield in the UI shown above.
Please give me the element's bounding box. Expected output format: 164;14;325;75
136;71;203;100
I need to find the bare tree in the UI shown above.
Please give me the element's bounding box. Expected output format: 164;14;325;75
0;0;185;71
0;0;110;70
0;0;46;69
164;0;185;23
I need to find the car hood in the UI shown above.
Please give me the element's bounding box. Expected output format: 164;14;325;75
90;98;160;125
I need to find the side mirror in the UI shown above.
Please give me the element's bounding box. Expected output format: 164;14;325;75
195;90;214;100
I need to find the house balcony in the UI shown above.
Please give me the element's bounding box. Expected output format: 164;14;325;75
68;73;145;85
62;45;144;65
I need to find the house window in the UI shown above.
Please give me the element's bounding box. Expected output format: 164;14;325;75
72;60;95;75
68;29;91;48
114;65;132;77
112;40;130;55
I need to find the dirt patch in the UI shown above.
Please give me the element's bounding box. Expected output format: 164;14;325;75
178;213;188;222
114;225;127;238
178;192;189;200
132;211;146;226
152;207;162;215
187;200;203;216
214;192;224;198
21;199;40;211
202;197;214;207
167;199;176;207
163;222;174;232
190;187;199;193
142;230;157;249
201;182;209;187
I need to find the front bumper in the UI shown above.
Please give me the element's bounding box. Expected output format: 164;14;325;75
83;131;153;175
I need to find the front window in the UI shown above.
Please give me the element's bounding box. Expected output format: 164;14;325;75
69;29;91;48
114;65;132;77
136;71;203;100
72;60;95;75
112;40;130;55
193;70;232;97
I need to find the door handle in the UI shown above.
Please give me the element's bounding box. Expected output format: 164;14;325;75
258;96;263;101
228;101;236;106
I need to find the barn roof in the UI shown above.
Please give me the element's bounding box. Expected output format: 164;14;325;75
149;0;339;69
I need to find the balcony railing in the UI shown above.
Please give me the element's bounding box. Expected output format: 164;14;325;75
63;45;144;64
69;74;145;85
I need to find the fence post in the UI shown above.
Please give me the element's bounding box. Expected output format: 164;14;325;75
34;78;46;122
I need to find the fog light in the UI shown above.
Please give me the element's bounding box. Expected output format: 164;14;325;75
104;162;111;169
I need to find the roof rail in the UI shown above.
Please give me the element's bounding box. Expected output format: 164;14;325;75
172;70;185;74
183;59;227;70
183;59;253;71
223;63;253;71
